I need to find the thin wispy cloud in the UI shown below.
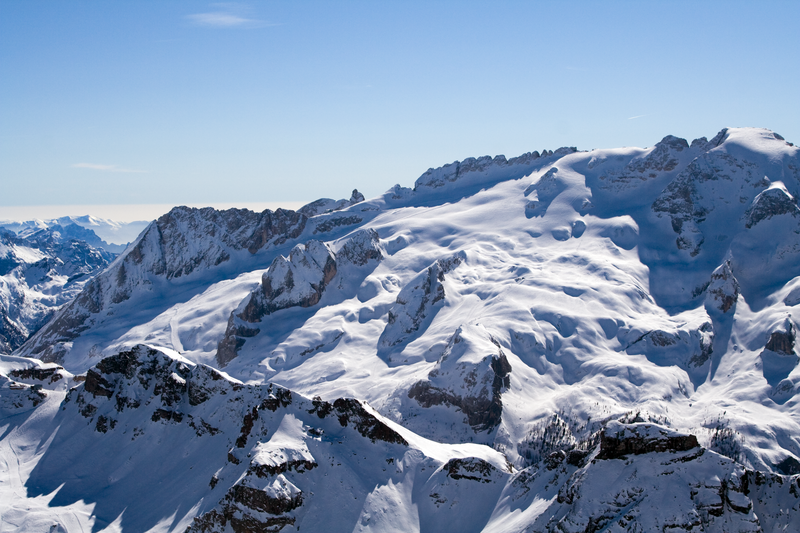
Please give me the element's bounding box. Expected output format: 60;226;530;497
627;114;650;120
187;4;272;28
72;163;148;174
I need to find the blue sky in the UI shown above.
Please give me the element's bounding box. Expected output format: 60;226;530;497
1;0;798;213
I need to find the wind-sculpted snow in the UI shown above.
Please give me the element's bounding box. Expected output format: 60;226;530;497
4;127;800;530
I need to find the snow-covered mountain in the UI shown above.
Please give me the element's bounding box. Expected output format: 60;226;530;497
0;224;116;353
0;215;150;251
3;127;800;531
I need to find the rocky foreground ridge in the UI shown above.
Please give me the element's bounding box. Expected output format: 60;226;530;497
3;127;800;531
3;345;798;532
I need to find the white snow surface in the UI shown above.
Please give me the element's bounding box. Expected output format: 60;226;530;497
3;127;800;531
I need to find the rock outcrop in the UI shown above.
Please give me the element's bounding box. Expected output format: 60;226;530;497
408;324;511;432
597;421;699;460
705;260;740;314
217;229;383;366
379;254;463;350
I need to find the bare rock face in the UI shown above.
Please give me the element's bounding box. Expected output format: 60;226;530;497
19;206;308;363
760;320;799;389
745;186;800;228
591;134;692;197
408;324;512;433
414;147;576;193
246;240;337;322
187;474;303;533
379;254;463;349
444;457;504;483
650;128;774;257
335;228;383;267
218;230;383;366
597;421;699;460
705;260;740;314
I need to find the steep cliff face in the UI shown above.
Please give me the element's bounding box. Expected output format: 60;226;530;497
217;228;383;366
17;207;307;363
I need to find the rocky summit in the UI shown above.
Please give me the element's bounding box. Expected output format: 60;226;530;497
2;127;800;531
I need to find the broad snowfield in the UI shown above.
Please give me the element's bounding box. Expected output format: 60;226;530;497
2;127;800;531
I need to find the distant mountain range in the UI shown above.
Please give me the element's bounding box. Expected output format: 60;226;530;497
0;215;150;251
2;127;799;532
0;223;115;353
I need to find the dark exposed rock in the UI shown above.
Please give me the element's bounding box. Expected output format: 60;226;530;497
97;348;144;378
336;228;383;267
765;323;795;355
760;321;799;388
249;459;317;479
444;457;499;483
261;387;293;412
188;489;299;533
566;449;590;467
9;366;64;384
236;407;259;448
775;456;800;475
244;209;307;255
95;415;109;433
545;450;566;470
744;186;800;228
230;484;303;515
597;422;699;460
332;398;408;445
705;261;739;314
408;325;511;433
83;370;114;398
307;396;333;418
151;409;183;423
313;215;363;235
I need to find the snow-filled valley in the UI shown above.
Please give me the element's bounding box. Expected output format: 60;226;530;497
2;127;800;531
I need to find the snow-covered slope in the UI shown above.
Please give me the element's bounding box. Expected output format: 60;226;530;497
2;345;797;532
4;128;800;530
0;225;115;353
